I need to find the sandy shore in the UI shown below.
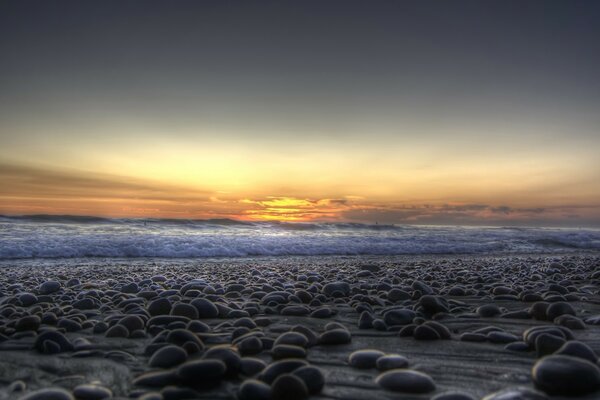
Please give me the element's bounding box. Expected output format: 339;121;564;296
1;254;600;399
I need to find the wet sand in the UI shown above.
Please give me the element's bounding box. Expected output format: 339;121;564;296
1;253;599;399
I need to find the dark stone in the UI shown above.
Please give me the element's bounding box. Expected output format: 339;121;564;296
376;369;436;393
348;349;385;368
149;345;188;368
532;355;600;395
271;373;309;400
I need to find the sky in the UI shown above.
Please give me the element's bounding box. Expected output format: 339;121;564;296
1;0;599;226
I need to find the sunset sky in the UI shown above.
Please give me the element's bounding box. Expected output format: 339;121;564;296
1;1;599;226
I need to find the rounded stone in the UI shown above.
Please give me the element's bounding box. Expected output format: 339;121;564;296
554;341;598;363
292;366;325;394
34;330;73;353
414;325;440;340
383;309;415;326
322;281;350;297
272;344;306;359
348;349;385;369
147;298;172;316
477;304;502;318
318;328;351;345
171;303;199;319
546;302;576;321
258;359;309;384
72;384;112;400
203;346;242;376
376;369;436;393
238;379;271;400
241;357;268;376
532;355;600;395
39;281;61;295
271;373;309;400
149;345;188;368
105;324;129;338
191;298;220;318
15;315;41;332
118;315;145;332
376;354;409;371
176;359;227;382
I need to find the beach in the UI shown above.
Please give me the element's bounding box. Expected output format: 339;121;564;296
1;253;600;400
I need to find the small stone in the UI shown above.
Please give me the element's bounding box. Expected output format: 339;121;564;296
477;304;502;318
191;298;219;318
171;303;199;319
148;298;172;316
532;355;600;395
133;370;178;387
376;354;409;371
34;330;73;353
176;359;227;382
15;315;41;332
383;309;415;326
72;384;112;400
105;324;129;338
274;332;309;348
241;357;268;376
318;328;351;345
149;345;188;368
238;379;271;400
272;344;306;359
322;281;350;297
414;324;440;340
258;359;309;384
292;366;325;394
348;349;385;368
271;373;309;400
9;380;26;392
535;333;566;358
546;302;576;321
554;341;598;363
376;369;436;393
39;281;61;295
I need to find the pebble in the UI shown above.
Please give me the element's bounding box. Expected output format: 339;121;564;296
376;369;436;393
259;359;309;384
318;328;351;345
376;354;409;370
292;366;325;394
149;345;188;368
413;324;440;340
383;309;415;325
72;384;112;400
348;349;385;368
176;359;227;382
190;298;219;318
238;379;271;400
39;280;62;294
532;355;600;395
271;373;309;400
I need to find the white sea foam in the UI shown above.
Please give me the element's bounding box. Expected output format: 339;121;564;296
0;216;598;259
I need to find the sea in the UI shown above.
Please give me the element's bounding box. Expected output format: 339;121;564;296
0;215;599;260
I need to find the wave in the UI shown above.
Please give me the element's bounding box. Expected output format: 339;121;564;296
0;218;599;259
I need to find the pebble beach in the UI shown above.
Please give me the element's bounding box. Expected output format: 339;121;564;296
1;253;600;400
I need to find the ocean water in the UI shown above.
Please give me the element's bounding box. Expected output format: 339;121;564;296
0;215;599;259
